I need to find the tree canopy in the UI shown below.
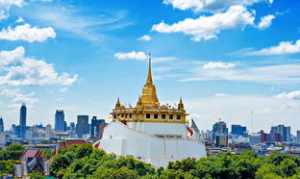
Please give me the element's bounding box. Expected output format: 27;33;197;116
49;144;300;179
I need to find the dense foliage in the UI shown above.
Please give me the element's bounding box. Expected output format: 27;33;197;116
50;144;155;178
49;144;300;179
0;144;24;176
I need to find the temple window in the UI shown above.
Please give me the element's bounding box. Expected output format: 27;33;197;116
162;114;166;119
146;114;151;119
177;115;181;120
129;114;132;118
113;114;117;119
154;114;158;119
169;115;173;120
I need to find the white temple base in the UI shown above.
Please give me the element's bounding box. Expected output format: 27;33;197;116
96;121;207;167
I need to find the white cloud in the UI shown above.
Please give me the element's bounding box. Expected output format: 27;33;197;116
0;0;24;20
182;63;300;84
257;14;275;29
163;0;272;12
0;24;56;42
19;4;132;42
0;46;24;67
202;61;236;70
276;91;300;100
114;51;148;61
245;39;300;56
16;17;25;23
0;46;78;86
0;88;38;106
138;35;152;42
152;5;255;41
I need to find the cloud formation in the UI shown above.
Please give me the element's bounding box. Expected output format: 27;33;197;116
114;51;148;61
0;24;56;42
152;5;255;41
0;88;38;107
257;14;275;29
183;63;300;84
0;46;78;86
276;91;300;100
163;0;273;12
20;4;132;42
245;39;300;56
0;0;24;20
202;62;236;70
138;35;152;42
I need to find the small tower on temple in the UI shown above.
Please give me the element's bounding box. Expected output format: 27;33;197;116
115;97;121;109
178;97;185;111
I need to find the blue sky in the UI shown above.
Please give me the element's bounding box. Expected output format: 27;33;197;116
0;0;300;133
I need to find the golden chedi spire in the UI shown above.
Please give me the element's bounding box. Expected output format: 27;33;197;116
137;54;159;107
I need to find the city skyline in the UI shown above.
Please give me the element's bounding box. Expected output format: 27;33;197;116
0;0;300;132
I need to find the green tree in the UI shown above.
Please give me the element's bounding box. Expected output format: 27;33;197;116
278;158;297;177
89;167;138;179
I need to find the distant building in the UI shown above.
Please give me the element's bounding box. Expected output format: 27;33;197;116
69;122;76;137
249;130;268;144
76;115;89;138
231;124;247;136
297;130;300;144
212;120;228;147
0;117;4;133
55;110;66;132
90;116;105;139
270;124;291;142
19;103;27;139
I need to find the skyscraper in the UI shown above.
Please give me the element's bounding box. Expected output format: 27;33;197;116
270;124;291;142
76;115;89;138
55;110;66;132
212;120;228;147
231;124;247;136
0;117;4;133
19;103;27;139
90;116;105;139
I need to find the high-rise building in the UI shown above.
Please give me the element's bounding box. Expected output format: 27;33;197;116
231;125;247;136
19;103;27;139
90;116;105;139
76;115;89;138
0;117;4;133
212;120;228;147
55;110;66;132
270;124;291;142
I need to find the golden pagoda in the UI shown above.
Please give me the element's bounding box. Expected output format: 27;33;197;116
112;55;187;124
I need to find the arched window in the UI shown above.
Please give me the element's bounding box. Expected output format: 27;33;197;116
146;114;151;119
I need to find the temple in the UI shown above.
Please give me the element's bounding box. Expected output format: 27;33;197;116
95;55;206;167
112;57;187;125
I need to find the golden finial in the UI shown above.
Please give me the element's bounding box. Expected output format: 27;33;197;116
146;53;153;85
